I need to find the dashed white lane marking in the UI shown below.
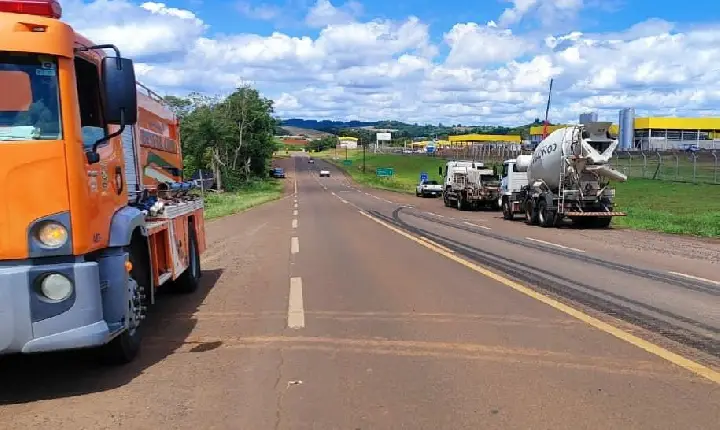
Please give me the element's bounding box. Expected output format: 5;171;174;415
382;199;393;204
291;237;300;254
373;195;381;200
668;272;720;286
294;179;297;194
463;221;491;230
292;219;298;229
288;277;305;329
365;192;371;196
294;203;298;208
293;210;298;216
340;198;348;204
525;237;585;253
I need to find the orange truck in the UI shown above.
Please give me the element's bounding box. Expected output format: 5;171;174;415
0;0;206;364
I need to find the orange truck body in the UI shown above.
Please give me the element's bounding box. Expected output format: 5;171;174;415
0;1;206;362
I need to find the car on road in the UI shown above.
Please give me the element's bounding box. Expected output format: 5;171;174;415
270;167;286;178
416;180;443;197
308;158;315;163
319;169;331;177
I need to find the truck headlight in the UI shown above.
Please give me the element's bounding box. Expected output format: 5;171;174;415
38;273;74;302
35;221;68;248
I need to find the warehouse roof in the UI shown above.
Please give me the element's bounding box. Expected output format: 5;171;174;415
448;134;521;143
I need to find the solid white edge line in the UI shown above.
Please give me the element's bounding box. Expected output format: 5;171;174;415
668;271;720;286
526;237;585;253
288;277;305;329
291;237;300;254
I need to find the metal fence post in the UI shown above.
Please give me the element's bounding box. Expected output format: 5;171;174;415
674;154;679;181
655;151;662;179
692;153;698;183
713;151;718;184
641;152;647;178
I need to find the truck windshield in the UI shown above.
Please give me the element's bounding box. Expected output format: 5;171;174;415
0;52;61;141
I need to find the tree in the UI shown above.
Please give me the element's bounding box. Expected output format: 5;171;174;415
163;85;278;191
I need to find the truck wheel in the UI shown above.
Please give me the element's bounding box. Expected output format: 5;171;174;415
502;199;513;220
443;192;451;207
593;217;612;229
538;201;555;228
524;200;538;225
100;239;149;365
174;223;201;294
456;195;464;211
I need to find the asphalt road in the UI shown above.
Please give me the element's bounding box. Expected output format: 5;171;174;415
0;154;718;429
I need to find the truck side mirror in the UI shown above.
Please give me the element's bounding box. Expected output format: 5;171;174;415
101;57;138;125
86;56;138;164
438;166;443;176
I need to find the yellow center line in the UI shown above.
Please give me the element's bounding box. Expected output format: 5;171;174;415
357;210;720;385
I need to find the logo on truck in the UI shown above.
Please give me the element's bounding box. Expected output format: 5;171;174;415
531;142;558;166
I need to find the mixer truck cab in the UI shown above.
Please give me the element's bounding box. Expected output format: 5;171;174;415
500;122;627;229
0;0;206;364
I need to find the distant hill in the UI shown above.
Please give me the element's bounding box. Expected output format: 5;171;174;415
279;126;333;138
277;118;547;139
279;118;379;131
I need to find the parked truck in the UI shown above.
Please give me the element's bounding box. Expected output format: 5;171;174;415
0;0;206;364
444;167;501;211
441;160;500;209
500;122;627;228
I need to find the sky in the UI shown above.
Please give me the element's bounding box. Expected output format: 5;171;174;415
58;0;720;126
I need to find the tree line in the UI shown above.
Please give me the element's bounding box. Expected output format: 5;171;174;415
164;85;279;191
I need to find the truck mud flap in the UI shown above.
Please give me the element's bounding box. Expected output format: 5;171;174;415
565;211;626;217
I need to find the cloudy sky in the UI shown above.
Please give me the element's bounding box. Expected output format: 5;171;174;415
59;0;720;126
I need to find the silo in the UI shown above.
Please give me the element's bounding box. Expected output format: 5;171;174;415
618;108;635;150
579;112;598;124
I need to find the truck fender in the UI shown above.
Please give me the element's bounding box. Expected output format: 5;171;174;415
108;207;148;248
543;192;555;209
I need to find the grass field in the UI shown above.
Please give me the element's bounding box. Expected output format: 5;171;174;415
317;150;720;237
203;180;284;220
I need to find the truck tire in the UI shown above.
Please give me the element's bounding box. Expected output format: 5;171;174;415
173;223;201;294
443;191;451;207
524;200;538;225
592;217;612;229
100;238;149;365
538;200;555;228
502;199;514;220
456;195;464;211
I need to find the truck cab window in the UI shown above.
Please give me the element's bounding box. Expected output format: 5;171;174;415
74;56;105;150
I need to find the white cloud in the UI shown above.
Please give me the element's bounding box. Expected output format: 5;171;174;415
58;0;720;126
499;0;584;27
305;0;363;28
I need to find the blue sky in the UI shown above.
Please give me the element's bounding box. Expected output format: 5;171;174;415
62;0;720;125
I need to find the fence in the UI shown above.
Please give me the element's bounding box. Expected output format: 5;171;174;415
402;144;720;185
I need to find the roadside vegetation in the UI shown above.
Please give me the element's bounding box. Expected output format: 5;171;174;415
163;85;285;219
315;150;719;237
203;180;284;220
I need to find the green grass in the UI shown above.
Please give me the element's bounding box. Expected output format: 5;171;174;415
317;150;448;194
612;179;720;237
317;150;720;237
203;180;284;220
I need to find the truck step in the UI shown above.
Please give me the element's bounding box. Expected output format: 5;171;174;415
565;211;626;217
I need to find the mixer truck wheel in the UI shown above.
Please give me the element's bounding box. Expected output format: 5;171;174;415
456;195;464;211
524;200;538;225
502;199;513;220
592;217;612;229
538;201;555;228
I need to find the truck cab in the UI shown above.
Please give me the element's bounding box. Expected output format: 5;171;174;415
0;0;205;364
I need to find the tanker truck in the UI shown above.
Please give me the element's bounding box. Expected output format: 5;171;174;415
499;122;627;228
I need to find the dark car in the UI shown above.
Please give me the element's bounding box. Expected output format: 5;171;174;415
270;167;286;178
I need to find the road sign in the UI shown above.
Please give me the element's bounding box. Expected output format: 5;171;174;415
376;167;394;177
342;160;352;166
420;172;428;182
426;144;436;154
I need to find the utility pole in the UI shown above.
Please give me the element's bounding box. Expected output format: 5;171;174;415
362;136;366;173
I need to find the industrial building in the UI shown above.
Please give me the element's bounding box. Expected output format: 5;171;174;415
529;113;720;151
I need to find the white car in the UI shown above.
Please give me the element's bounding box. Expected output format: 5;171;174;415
319;169;331;177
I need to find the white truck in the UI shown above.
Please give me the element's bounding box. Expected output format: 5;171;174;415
440;160;502;210
500;122;627;228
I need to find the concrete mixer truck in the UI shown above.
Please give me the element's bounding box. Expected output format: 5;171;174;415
499;122;627;228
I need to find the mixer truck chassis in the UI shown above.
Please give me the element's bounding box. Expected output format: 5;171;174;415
503;186;625;228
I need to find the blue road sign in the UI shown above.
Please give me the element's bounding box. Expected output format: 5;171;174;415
420;172;428;182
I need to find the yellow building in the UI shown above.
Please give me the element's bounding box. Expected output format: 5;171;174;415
529;118;720;150
448;134;522;145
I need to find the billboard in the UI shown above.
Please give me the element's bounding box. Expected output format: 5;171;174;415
376;132;392;141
